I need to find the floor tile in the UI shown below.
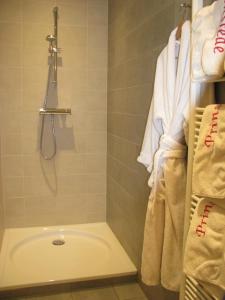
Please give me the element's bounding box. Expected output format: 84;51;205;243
71;286;118;300
113;282;146;300
38;293;73;300
130;298;148;300
18;293;73;300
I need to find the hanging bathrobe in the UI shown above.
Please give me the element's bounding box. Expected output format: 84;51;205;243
138;21;191;291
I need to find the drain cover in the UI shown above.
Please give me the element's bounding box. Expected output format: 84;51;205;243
52;239;65;246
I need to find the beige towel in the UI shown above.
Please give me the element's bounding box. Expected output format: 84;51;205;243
193;104;225;198
141;156;186;291
184;198;225;298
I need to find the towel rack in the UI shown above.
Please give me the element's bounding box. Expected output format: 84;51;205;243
179;1;221;300
181;107;216;300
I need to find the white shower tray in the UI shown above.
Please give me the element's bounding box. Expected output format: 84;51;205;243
0;222;137;290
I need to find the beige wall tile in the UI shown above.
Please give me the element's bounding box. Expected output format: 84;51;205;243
88;68;107;91
59;26;87;48
88;25;108;49
88;47;108;69
86;90;107;112
22;67;48;111
0;45;22;67
21;112;40;133
24;195;56;214
3;177;23;198
85;193;106;217
56;0;87;27
86;132;107;153
23;154;55;176
4;197;25;227
23;46;48;67
55;153;85;175
0;23;21;45
0;89;22;112
21;133;39;155
1;111;22;134
23;23;52;48
88;1;108;26
86;112;107;132
57;175;87;195
1;134;22;155
24;176;56;197
85;154;106;173
54;194;88;224
0;0;22;23
86;174;106;194
58;68;87;91
22;0;56;24
0;67;21;91
62;46;87;69
2;156;23;177
73;133;88;153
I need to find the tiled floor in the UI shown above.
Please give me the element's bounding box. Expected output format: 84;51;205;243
4;282;148;300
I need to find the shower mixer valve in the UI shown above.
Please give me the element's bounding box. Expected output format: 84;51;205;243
48;46;61;54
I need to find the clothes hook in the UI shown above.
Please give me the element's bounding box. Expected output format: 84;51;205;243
180;2;191;21
180;3;192;9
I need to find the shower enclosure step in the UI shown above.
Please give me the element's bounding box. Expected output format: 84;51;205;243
0;223;137;291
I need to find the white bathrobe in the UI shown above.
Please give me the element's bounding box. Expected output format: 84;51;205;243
138;21;191;291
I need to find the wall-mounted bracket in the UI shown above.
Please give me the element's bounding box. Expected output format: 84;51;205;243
39;108;71;115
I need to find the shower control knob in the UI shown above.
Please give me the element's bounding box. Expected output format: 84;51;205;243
52;47;61;53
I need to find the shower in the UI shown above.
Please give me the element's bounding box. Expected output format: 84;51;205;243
40;6;71;160
0;0;148;296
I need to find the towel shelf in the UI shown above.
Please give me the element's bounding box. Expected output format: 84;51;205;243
39;108;71;115
192;76;225;83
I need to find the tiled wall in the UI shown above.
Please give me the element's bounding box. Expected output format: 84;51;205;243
0;161;4;248
107;0;182;299
0;0;108;227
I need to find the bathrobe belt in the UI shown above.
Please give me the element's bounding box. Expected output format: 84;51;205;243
148;134;187;188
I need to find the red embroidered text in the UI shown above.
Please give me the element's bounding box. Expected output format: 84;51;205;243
195;201;215;237
214;1;225;54
204;105;220;147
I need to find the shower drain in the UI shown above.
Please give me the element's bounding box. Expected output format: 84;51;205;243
52;239;65;246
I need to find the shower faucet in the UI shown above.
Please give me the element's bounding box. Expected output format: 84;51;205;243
40;7;72;160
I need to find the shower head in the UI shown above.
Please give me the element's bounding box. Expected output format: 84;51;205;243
46;34;56;42
53;7;58;16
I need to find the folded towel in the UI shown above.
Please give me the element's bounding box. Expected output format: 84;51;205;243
184;198;225;298
192;104;225;198
202;1;225;79
192;0;224;80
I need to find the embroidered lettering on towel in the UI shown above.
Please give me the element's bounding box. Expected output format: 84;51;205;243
204;105;220;147
195;202;215;237
214;1;225;53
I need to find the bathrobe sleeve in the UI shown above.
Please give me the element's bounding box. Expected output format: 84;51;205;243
137;49;167;173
